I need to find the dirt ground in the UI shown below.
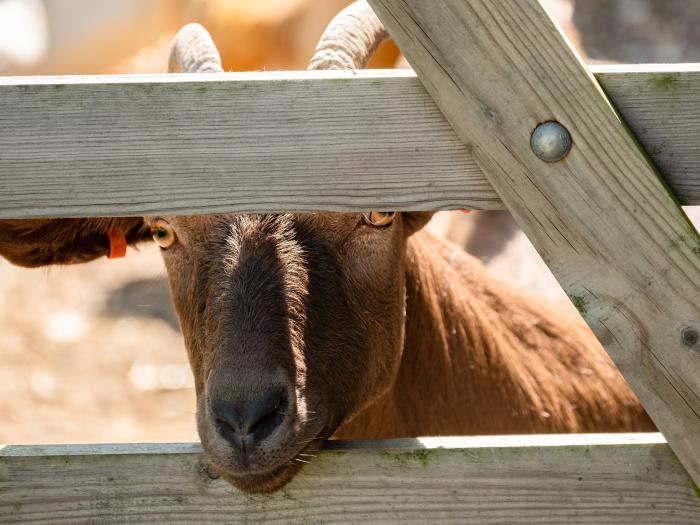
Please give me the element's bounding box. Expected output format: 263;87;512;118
0;243;199;444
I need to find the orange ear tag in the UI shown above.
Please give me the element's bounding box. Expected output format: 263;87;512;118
108;229;127;259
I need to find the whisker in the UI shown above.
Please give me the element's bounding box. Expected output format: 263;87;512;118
294;435;329;447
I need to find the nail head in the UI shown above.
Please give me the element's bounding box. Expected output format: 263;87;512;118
531;121;572;162
681;327;698;348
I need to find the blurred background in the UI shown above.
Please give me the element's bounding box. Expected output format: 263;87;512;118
1;0;699;444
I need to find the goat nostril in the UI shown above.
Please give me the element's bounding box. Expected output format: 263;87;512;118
246;390;287;442
211;389;288;447
212;402;244;445
215;415;237;435
249;396;283;431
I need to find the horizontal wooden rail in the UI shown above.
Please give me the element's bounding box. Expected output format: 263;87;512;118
0;66;699;218
1;434;699;523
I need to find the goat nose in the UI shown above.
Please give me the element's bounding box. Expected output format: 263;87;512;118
211;389;287;447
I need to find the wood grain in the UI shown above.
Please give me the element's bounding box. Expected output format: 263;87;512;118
2;435;699;524
0;67;699;218
367;0;700;486
598;64;700;205
0;70;487;218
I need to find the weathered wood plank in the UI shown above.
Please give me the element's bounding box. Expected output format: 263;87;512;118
0;70;488;218
1;435;699;524
0;67;699;218
598;64;700;204
367;0;700;486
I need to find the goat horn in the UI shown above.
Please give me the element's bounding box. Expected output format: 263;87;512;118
168;23;223;74
308;1;387;71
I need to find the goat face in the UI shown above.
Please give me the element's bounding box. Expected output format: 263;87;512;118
149;211;430;492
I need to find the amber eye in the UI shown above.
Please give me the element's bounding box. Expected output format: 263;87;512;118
150;219;176;249
362;212;396;228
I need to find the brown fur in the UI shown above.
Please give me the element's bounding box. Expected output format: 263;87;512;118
0;217;148;267
337;230;652;439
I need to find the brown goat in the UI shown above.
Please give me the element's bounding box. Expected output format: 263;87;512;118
0;1;653;494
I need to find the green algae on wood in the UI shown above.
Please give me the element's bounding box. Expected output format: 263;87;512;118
650;74;681;91
380;448;434;468
568;295;589;316
690;478;700;500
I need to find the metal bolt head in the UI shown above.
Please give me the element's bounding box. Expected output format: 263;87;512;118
531;121;572;162
681;327;699;348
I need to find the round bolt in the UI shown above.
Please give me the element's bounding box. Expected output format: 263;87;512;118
531;121;572;162
681;327;698;348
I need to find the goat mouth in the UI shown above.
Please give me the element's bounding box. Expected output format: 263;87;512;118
210;439;324;494
196;393;329;493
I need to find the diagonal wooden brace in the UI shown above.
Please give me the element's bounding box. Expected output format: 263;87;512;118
368;0;700;485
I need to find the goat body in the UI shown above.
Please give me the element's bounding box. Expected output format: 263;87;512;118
337;231;653;439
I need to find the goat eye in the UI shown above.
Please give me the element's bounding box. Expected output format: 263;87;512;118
150;219;176;249
362;212;396;227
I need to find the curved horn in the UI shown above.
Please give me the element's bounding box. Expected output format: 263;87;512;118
168;23;223;74
308;1;387;71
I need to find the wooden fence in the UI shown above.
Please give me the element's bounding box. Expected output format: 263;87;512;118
2;435;699;523
1;0;700;523
1;66;699;218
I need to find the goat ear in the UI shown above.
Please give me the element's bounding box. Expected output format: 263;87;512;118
0;218;151;268
402;212;434;236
